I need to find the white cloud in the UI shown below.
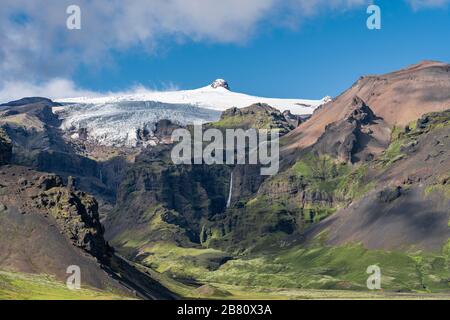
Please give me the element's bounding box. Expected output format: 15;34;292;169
0;1;370;83
407;0;450;10
0;0;446;101
0;78;181;103
0;79;99;102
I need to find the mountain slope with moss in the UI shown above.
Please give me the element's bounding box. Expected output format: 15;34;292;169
1;62;449;299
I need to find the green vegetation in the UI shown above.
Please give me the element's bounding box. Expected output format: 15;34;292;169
136;239;450;297
379;110;450;167
425;184;450;200
109;109;450;299
140;242;229;280
111;204;196;258
194;154;377;254
213;114;272;129
203;244;450;293
210;104;286;131
443;239;450;258
0;271;132;300
139;261;450;300
424;173;450;200
291;155;374;200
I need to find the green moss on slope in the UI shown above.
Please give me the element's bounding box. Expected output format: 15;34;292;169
203;244;450;292
0;271;132;300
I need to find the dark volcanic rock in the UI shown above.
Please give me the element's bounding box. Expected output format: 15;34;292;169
313;96;389;163
105;145;231;250
211;79;230;90
217;103;295;135
0;128;12;165
0;165;176;299
0;97;61;108
305;108;450;251
282;110;303;128
153;119;182;142
379;186;403;203
0;167;111;261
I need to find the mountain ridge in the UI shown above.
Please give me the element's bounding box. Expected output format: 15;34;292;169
282;60;450;154
0;61;449;298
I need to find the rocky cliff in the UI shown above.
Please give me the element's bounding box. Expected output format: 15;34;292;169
0;128;12;165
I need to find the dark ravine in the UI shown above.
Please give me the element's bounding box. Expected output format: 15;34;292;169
0;128;12;165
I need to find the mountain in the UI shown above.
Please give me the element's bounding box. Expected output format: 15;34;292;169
305;110;450;250
0;100;176;299
0;97;62;108
57;79;329;113
54;80;329;147
99;62;449;295
283;61;450;155
0;62;449;299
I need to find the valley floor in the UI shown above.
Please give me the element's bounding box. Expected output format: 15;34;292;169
193;284;450;300
2;269;450;300
0;270;134;300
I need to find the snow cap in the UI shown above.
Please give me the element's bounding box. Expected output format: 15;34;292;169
211;79;230;90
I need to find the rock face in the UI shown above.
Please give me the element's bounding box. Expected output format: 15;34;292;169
36;175;111;260
282;110;304;128
0;128;12;165
0;97;62;108
135;119;182;146
0;98;123;215
105;145;231;248
0;165;176;299
1;62;449;296
216;103;296;135
312;96;390;163
211;79;230;90
204;107;450;253
305;109;450;251
0;169;111;261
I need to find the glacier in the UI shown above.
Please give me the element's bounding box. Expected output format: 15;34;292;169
55;80;329;147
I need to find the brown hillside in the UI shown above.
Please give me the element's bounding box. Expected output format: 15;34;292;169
283;61;450;153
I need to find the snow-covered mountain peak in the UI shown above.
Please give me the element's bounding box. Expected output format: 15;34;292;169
55;83;329;148
211;79;230;90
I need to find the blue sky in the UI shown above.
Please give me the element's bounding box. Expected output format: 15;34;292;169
0;0;449;101
74;0;450;98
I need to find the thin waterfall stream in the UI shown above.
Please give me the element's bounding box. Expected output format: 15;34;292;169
226;172;233;208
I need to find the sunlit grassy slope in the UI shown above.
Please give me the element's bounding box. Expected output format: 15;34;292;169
0;271;133;300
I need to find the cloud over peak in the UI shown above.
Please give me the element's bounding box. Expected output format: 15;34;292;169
0;0;448;101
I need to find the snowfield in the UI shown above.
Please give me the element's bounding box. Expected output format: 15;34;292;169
55;80;329;147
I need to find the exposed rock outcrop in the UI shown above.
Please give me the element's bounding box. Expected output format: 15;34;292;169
305;108;450;251
211;79;230;90
282;110;304;128
312;96;390;163
0;128;12;165
216;103;295;135
105;144;231;247
0;165;176;299
0;97;62;108
0;170;111;261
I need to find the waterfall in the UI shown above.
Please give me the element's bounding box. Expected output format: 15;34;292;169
226;172;233;208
